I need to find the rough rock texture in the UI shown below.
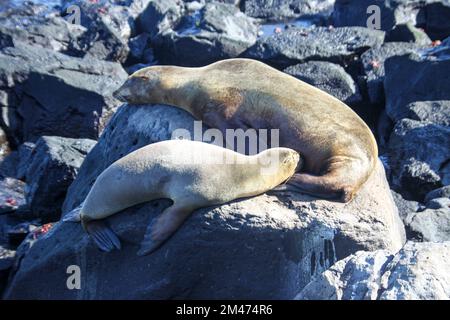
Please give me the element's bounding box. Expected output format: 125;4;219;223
399;101;450;127
242;0;335;20
0;177;26;215
406;207;450;242
426;197;450;209
387;119;450;201
385;23;431;45
421;36;450;60
391;190;423;222
0;42;127;146
3;104;405;299
152;1;259;66
332;0;450;40
0;142;35;180
62;0;153;41
283;61;362;106
384;54;450;123
423;1;450;40
0;2;131;63
138;0;183;38
0;246;15;294
425;186;450;202
390;190;450;242
333;0;395;31
127;33;151;65
23;136;96;223
361;42;421;105
0;127;9;162
242;26;385;69
296;241;450;300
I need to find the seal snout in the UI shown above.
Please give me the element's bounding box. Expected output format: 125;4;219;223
113;82;131;102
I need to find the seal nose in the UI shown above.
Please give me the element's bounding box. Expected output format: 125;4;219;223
113;83;130;102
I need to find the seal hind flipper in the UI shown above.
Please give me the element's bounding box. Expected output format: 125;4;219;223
286;172;354;202
62;203;83;222
86;220;121;252
271;181;341;200
137;205;193;256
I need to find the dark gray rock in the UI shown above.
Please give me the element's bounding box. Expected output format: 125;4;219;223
0;15;84;56
0;177;26;215
0;142;35;180
397;186;450;241
0;246;15;295
361;42;421;105
0;246;15;273
385;23;432;46
242;26;385;69
376;110;395;151
0;42;127;146
0;127;9;162
3;104;404;299
2;221;53;295
283;61;362;105
332;0;397;31
426;197;450;209
0;1;132;63
423;1;450;40
60;0;157;60
6;221;39;248
384;54;450;123
138;0;184;38
387;119;450;201
296;241;450;300
153;2;259;66
406;207;450;242
242;0;335;20
332;0;450;40
421;36;450;59
425;185;450;202
402;101;450;126
12;142;35;181
127;33;151;64
23;136;96;223
391;190;423;222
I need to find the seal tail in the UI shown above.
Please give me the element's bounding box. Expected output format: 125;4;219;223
86;220;122;252
62;203;84;222
137;204;193;256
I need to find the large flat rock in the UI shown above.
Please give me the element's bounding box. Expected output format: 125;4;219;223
3;104;405;299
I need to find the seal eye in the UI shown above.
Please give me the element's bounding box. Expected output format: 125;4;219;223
139;75;150;81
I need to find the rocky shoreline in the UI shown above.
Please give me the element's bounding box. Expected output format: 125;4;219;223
0;0;449;299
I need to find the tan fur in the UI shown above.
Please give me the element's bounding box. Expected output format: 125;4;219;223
115;58;378;202
79;139;299;254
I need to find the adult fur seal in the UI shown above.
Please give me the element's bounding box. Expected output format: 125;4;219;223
64;139;299;255
114;58;378;202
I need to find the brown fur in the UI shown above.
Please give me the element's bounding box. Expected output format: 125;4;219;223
114;58;378;202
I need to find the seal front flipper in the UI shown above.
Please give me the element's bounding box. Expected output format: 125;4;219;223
86;220;122;252
137;204;194;256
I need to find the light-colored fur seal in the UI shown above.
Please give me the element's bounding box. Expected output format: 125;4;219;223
64;139;299;255
114;58;378;202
